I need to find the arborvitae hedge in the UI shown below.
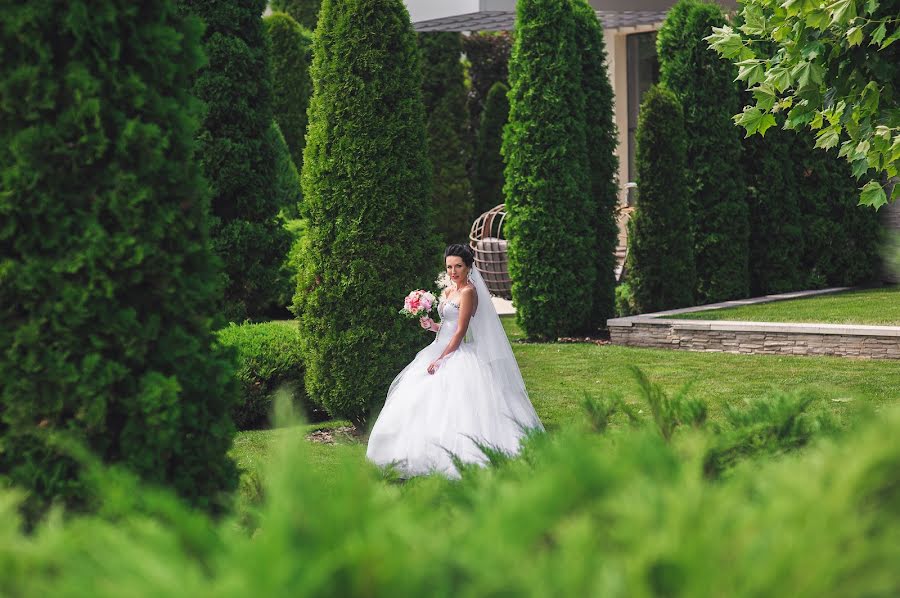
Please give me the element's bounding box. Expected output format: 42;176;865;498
573;0;620;330
419;32;475;244
503;0;595;339
658;0;749;303
472;81;510;216
295;0;437;425
264;12;313;183
743;124;806;295
269;120;302;217
269;0;321;30
796;132;882;288
268;121;302;309
625;86;697;312
184;0;292;321
0;0;239;521
462;32;514;138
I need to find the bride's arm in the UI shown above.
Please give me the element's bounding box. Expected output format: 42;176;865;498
419;316;440;332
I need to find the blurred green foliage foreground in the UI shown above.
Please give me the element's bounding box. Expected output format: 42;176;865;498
2;369;898;597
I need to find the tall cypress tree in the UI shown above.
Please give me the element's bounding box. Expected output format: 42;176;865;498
264;12;313;186
269;0;321;30
463;32;514;138
796;131;882;288
295;0;437;425
268;121;303;217
472;81;510;217
626;86;696;312
503;0;595;340
572;0;620;330
184;0;291;321
658;0;749;303
419;32;475;244
743;124;805;295
0;0;239;521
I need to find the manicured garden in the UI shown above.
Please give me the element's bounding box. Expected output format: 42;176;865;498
230;320;900;495
668;286;900;326
2;0;899;594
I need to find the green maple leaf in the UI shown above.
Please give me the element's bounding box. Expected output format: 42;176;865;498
814;125;841;149
881;29;900;49
705;26;745;59
792;61;824;88
735;107;777;137
828;0;856;26
767;65;794;92
806;8;831;30
858;180;887;209
736;60;766;86
740;6;767;36
870;22;887;45
752;84;777;111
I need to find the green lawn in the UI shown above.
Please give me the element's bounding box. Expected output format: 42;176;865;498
664;286;900;326
233;315;900;498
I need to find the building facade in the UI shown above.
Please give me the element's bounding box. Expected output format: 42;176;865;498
405;0;737;206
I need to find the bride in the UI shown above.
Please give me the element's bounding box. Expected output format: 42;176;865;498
366;244;543;478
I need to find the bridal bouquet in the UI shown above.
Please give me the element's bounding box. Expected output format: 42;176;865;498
399;289;436;320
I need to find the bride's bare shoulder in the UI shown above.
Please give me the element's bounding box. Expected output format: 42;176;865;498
459;285;477;301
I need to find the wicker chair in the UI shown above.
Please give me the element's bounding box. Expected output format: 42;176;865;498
469;204;512;299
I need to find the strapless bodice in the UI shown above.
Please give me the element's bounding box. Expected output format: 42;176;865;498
438;298;461;322
437;299;461;342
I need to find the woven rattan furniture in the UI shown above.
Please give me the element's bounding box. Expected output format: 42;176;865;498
469;204;512;299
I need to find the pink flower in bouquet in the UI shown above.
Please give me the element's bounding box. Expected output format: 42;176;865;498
400;289;436;319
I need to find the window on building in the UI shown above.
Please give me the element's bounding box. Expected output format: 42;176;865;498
626;31;659;204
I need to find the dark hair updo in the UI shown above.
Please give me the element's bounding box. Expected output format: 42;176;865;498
444;243;475;267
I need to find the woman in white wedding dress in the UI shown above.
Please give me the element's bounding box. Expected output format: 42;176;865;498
366;244;543;479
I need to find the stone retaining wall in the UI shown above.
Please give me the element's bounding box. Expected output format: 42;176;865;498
609;320;900;359
606;288;900;360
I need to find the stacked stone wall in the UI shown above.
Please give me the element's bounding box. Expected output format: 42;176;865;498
609;322;900;359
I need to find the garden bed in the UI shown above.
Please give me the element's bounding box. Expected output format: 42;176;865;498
607;287;900;360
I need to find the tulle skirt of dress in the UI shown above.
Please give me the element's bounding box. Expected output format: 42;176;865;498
366;339;543;479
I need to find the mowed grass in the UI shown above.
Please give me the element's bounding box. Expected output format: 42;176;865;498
665;285;900;326
233;313;900;491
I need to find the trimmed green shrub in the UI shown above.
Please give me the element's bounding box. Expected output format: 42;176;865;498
614;281;639;317
295;0;438;425
184;0;292;322
631;367;707;441
2;392;899;596
269;120;303;219
0;0;239;521
218;322;323;430
573;0;620;331
419;32;475;244
472;81;509;217
658;0;750;303
284;217;308;291
796;131;883;288
729;15;804;295
503;0;595;340
270;0;321;30
704;391;838;479
462;32;513;138
269;126;303;312
744;124;806;295
625;86;696;312
264;12;313;182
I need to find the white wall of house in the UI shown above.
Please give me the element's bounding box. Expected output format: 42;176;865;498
604;23;662;205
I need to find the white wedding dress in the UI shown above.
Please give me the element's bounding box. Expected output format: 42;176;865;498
366;269;543;479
